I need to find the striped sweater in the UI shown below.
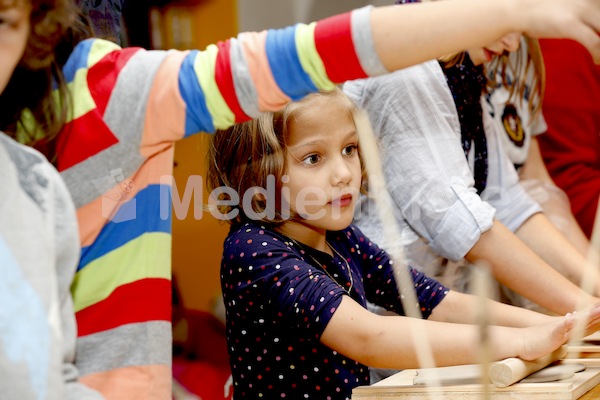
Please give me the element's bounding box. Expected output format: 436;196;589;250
51;6;387;399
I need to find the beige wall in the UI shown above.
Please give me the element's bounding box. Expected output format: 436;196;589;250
171;0;238;313
237;0;393;31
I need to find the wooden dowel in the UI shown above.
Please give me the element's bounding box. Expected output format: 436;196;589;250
488;346;567;388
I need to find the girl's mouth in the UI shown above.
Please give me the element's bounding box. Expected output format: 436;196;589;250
331;194;353;207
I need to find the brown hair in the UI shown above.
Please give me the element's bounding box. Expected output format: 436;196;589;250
486;36;545;119
207;88;366;226
0;0;93;158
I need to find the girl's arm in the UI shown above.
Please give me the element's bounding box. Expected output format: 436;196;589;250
465;220;599;314
430;290;551;327
320;295;600;369
515;213;600;295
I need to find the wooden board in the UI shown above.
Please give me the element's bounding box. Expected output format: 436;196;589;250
568;334;600;358
352;365;600;400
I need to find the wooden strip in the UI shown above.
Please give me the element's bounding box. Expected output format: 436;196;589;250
352;366;600;400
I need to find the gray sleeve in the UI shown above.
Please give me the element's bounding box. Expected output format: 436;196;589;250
48;164;105;400
344;61;495;261
0;135;104;400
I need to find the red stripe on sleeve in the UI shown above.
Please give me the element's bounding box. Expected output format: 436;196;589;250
75;278;171;337
56;111;119;171
314;12;366;83
215;40;250;123
87;48;141;116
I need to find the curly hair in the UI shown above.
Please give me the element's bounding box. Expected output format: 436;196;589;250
0;0;92;157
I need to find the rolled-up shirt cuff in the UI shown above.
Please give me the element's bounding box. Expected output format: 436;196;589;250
427;183;496;261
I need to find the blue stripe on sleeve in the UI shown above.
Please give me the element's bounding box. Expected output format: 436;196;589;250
265;26;318;101
178;51;215;135
78;184;172;271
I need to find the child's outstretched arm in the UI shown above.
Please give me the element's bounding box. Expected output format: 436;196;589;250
129;0;600;143
320;295;600;369
370;0;600;70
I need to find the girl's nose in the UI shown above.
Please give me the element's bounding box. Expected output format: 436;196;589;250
333;160;352;187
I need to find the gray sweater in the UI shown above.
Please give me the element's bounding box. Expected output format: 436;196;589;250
0;134;103;399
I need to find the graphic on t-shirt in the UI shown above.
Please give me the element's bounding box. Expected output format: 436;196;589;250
501;103;525;147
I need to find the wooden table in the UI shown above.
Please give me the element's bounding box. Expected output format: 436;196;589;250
580;383;600;399
352;362;600;399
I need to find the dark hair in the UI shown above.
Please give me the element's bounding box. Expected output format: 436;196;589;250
0;0;93;159
207;89;367;226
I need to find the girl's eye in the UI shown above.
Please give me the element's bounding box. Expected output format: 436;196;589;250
343;145;357;156
301;154;321;165
0;11;20;29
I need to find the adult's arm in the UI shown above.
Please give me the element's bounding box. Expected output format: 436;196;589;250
466;219;598;314
515;213;600;296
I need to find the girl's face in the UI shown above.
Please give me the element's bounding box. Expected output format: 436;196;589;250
0;2;30;94
280;95;362;241
468;32;521;65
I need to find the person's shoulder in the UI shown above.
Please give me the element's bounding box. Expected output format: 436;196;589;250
0;134;70;215
0;134;56;180
224;222;292;254
63;38;125;77
70;38;123;60
0;133;44;160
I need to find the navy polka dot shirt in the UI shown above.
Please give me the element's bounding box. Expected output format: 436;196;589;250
221;222;449;399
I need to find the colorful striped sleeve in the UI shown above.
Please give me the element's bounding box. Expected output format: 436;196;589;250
175;5;387;136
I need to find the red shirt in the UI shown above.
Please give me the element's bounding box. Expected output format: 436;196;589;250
538;39;600;238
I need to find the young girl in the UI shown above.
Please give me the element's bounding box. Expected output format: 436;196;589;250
0;0;101;398
343;4;599;317
207;88;600;400
6;0;600;397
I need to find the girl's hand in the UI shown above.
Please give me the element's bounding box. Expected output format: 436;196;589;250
518;0;600;62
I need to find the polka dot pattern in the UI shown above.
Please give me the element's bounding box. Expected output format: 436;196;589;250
221;223;449;399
